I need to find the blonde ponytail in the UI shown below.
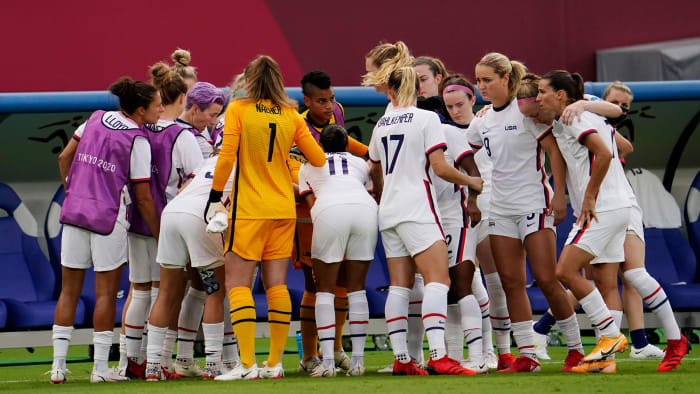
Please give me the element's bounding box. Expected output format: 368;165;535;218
362;41;414;87
387;66;418;107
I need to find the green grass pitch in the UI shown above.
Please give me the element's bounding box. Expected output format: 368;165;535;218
0;341;697;393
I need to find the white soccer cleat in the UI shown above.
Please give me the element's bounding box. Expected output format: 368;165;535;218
377;363;394;373
310;364;337;378
298;355;321;372
259;361;284;379
90;368;131;383
346;363;365;377
214;363;260;381
461;358;490;374
145;363;162;381
203;362;227;380
334;348;351;370
484;350;498;369
45;368;71;384
630;344;665;359
173;359;204;377
533;331;551;360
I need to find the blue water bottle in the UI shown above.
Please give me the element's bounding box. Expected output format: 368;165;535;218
296;329;303;360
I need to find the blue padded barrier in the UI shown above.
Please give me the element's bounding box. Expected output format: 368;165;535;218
4;81;700;113
0;183;84;328
685;170;700;278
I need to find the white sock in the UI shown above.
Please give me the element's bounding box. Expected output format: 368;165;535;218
557;314;584;354
484;272;511;355
407;274;425;362
315;292;336;369
579;288;619;338
146;324;166;365
93;330;113;374
118;333;127;369
203;322;224;364
348;290;369;364
177;288;206;362
511;321;536;360
386;286;410;363
422;282;449;361
611;309;623;332
459;295;482;363
472;268;494;354
52;325;73;370
445;304;463;361
125;289;150;361
150;287;159;310
140;287;157;362
624;268;681;340
161;329;177;368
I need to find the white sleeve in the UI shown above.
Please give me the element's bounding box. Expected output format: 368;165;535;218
525;118;553;141
444;127;472;166
368;126;382;163
175;131;204;177
298;164;313;197
130;136;151;182
73;122;87;140
424;113;447;155
466;118;483;148
568;115;599;144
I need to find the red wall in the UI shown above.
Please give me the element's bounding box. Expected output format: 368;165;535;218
3;0;700;92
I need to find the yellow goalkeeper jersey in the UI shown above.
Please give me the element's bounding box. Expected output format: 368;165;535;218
212;99;326;219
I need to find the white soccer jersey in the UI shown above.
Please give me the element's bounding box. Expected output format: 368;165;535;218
298;152;376;220
164;156;234;218
430;123;473;228
368;106;446;230
553;111;636;217
176;118;214;159
466;98;552;216
153;119;204;202
452;122;493;218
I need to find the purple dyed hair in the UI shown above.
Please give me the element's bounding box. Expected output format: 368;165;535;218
186;82;226;111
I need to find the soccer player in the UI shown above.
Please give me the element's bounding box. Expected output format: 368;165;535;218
368;66;482;376
414;56;450;120
122;64;204;380
293;70;368;372
206;55;326;381
516;73;631;365
145;153;239;381
535;80;689;371
297;124;378;377
440;74;501;370
51;77;162;384
363;42;432;371
467;53;582;373
177;82;226;159
537;70;635;373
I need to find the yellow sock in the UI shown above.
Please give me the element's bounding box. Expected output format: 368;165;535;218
267;285;292;367
228;286;256;368
300;290;318;360
334;286;348;351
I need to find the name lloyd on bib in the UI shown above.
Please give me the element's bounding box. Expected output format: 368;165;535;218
102;113;133;130
76;153;117;173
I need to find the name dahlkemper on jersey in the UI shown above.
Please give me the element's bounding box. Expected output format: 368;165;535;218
377;112;414;127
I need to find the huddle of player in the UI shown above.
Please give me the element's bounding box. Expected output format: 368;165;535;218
48;41;689;385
